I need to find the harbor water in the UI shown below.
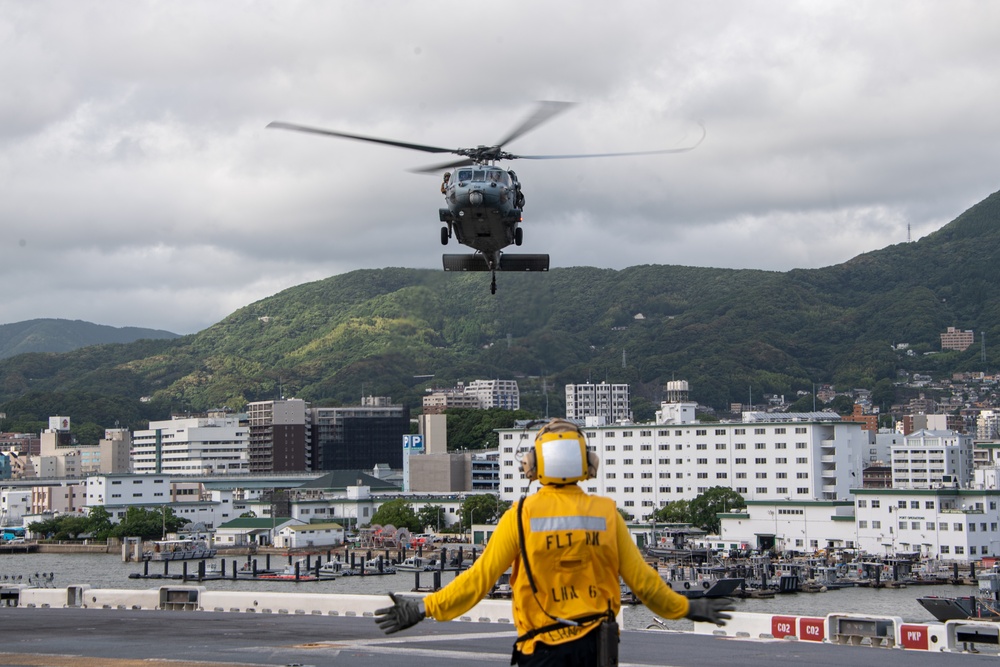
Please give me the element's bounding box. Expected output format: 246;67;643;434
0;551;976;629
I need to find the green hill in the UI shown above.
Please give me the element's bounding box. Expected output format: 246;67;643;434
2;189;1000;426
0;319;180;359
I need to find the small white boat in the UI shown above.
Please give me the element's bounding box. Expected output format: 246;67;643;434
364;558;395;574
318;561;345;577
396;556;439;573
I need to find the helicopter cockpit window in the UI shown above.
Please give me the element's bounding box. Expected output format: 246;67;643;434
458;169;472;182
489;171;509;185
472;170;486;182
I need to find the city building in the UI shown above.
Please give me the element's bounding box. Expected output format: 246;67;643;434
861;464;892;489
852;487;1000;561
131;415;249;475
941;326;975;352
422;380;520;414
276;521;345;549
464;379;520;410
978;410;1000;440
421;386;481;414
310;399;408;471
497;409;870;514
843;404;878;432
717;499;856;553
0;433;40;456
564;382;631;423
31;481;85;516
247;398;311;473
890;429;974;489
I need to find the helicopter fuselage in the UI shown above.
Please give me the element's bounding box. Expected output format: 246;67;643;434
439;165;524;254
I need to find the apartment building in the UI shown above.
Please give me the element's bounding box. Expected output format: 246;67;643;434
131;415;249;475
422;380;520;414
497;409;869;516
565;382;631;423
465;379;520;410
890;429;974;489
941;326;975;352
247;398;311;473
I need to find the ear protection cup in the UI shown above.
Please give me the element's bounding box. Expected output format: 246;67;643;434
521;449;538;481
586;450;599;479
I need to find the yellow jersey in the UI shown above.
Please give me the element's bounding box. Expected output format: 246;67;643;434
423;484;690;655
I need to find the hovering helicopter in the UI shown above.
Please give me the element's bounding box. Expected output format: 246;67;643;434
268;102;704;293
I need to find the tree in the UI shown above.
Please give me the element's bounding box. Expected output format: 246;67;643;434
108;506;185;540
459;494;507;528
86;506;114;540
617;507;633;521
370;499;420;533
417;504;447;533
443;408;539;450
688;487;746;534
27;514;92;540
787;393;816;413
651;499;692;524
827;394;856;416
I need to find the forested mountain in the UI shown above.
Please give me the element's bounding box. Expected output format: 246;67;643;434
2;189;999;429
0;319;179;359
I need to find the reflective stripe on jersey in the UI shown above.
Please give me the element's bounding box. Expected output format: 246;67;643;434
529;516;607;532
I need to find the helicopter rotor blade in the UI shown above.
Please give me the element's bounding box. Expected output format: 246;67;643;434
266;121;456;154
493;101;575;149
510;123;707;160
410;158;476;174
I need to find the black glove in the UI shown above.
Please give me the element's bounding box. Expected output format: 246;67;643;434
685;596;735;626
374;593;426;634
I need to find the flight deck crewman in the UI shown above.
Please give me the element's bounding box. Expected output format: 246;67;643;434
375;418;734;666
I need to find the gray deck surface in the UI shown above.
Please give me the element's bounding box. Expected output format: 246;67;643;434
0;607;996;667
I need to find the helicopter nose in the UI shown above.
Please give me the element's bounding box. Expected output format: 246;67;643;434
469;191;484;206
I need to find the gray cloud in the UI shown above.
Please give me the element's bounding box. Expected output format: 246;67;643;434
1;1;998;333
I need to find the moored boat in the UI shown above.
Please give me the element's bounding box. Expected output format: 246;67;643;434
396;556;439;573
917;569;1000;622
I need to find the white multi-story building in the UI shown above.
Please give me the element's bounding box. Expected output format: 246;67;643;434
978;410;1000;440
131;415;249;475
84;474;243;527
853;488;1000;561
565;382;631;423
465;379;520;410
0;489;31;525
891;429;974;489
497;410;869;515
717;499;857;553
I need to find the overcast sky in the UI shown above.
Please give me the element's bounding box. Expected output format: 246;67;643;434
2;1;999;334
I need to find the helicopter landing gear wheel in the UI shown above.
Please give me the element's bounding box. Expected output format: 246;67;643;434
514;227;523;246
441;226;449;245
490;275;497;294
